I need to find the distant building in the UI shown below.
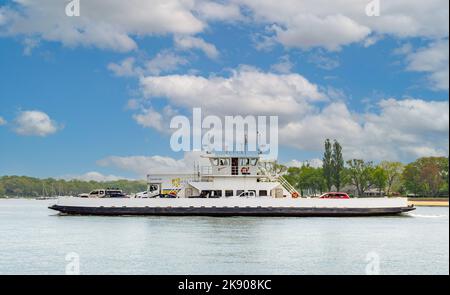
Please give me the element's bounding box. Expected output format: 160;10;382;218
363;188;385;197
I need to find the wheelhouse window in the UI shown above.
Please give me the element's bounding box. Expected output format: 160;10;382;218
259;190;268;196
250;158;258;166
225;190;234;197
219;158;229;166
212;158;219;166
240;158;250;166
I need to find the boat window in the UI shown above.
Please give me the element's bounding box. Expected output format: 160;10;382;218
219;158;229;166
259;190;268;196
251;158;258;166
240;158;250;166
212;158;219;166
90;190;98;195
225;190;234;197
214;190;222;197
236;190;244;196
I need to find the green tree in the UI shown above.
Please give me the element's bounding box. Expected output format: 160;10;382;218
285;167;301;191
402;162;424;196
380;161;404;196
0;176;147;198
322;139;333;191
285;166;326;196
332;140;344;191
0;183;5;197
372;166;388;196
417;157;447;196
346;159;374;197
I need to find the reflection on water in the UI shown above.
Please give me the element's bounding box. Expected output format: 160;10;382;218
0;199;448;275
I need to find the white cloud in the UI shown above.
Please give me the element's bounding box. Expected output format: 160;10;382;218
195;1;242;21
108;57;140;77
140;66;325;120
0;116;6;126
146;50;189;75
272;14;371;51
270;55;294;74
97;151;209;176
286;158;323;168
280;98;449;161
0;0;209;52
239;0;448;50
13;110;61;137
108;51;188;77
1;0;447;55
174;35;219;59
405;39;449;90
138;66;448;161
63;171;130;182
132;105;178;133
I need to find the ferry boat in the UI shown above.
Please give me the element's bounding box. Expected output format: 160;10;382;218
49;153;415;216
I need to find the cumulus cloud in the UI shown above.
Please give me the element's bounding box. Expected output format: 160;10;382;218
405;39;449;90
13;110;62;137
238;0;448;50
138;67;448;162
280;99;449;161
0;116;6;126
270;55;294;74
273;14;371;51
0;0;210;52
97;151;210;176
63;171;131;182
174;35;219;59
140;66;325;120
132;105;178;133
286;158;323;168
107;57;140;77
195;0;242;21
1;0;447;55
146;50;189;75
108;51;188;77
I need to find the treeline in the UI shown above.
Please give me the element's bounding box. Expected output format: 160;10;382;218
0;176;147;198
283;139;449;198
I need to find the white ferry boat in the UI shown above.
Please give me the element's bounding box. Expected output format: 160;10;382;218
49;153;415;216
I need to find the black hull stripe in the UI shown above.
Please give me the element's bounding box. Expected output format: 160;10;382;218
49;205;415;217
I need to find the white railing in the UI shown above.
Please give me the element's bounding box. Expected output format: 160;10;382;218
277;175;301;197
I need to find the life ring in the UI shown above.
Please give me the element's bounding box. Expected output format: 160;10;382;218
291;192;300;198
241;167;249;174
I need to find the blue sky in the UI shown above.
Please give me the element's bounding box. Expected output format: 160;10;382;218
0;0;448;180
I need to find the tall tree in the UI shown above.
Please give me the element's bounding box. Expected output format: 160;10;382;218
332;140;344;191
322;139;333;191
418;157;446;196
402;162;424;196
380;161;404;196
346;159;374;197
372;166;388;196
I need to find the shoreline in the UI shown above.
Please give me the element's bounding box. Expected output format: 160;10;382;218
408;199;449;207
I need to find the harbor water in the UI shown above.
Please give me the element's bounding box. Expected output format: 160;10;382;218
0;199;448;275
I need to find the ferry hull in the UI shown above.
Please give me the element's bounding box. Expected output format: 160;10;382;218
49;204;415;217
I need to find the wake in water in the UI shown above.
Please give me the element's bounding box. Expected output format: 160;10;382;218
407;213;448;218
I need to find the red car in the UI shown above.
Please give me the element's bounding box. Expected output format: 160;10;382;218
319;192;350;199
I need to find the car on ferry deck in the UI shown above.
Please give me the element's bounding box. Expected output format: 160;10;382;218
319;192;351;199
